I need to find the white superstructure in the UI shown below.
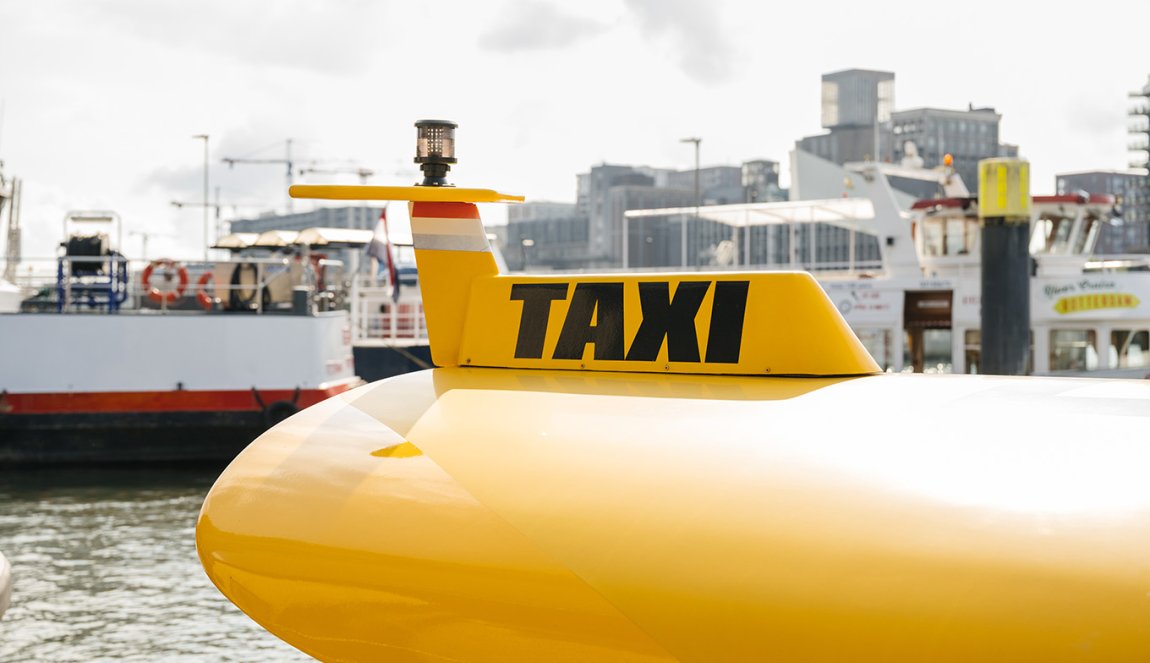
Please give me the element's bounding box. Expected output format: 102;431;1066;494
625;152;1145;377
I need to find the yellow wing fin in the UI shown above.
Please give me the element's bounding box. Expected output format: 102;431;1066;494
290;184;525;204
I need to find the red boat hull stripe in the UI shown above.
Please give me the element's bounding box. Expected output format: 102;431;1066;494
1;384;354;415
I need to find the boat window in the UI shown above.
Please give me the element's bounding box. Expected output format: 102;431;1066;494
964;329;980;374
1031;214;1075;255
922;218;945;256
903;328;952;373
1050;329;1098;371
962;328;1033;374
1029;219;1049;254
855;328;894;371
1073;216;1099;255
1110;330;1150;369
944;217;976;255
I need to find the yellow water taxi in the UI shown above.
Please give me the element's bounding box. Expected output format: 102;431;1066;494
198;121;1150;661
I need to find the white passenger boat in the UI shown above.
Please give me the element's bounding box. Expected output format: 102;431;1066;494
0;216;363;464
628;152;1146;377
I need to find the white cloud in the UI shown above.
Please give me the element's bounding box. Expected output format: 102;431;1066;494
478;1;607;53
72;0;389;75
623;0;736;85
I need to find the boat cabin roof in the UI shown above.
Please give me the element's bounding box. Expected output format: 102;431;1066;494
214;228;375;253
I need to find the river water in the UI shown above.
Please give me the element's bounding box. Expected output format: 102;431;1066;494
0;466;311;662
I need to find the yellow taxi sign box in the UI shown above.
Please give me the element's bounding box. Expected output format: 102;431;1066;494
458;272;880;377
977;158;1030;221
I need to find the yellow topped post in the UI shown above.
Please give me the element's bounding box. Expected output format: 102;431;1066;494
978;158;1030;221
977;157;1031;375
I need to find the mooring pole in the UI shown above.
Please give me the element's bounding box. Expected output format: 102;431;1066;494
978;158;1031;375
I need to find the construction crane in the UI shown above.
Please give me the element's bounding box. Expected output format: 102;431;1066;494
297;163;374;185
128;230;174;262
222;139;295;213
0;164;20;283
172;187;273;247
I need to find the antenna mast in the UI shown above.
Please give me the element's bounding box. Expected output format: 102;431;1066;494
2;173;21;283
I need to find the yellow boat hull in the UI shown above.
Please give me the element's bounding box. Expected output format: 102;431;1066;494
198;369;1150;661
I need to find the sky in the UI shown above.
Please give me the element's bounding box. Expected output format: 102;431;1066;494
1;0;1149;263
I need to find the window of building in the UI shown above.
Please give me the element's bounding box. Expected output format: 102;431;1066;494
1050;329;1097;371
821;81;839;127
877;80;894;123
1110;330;1150;368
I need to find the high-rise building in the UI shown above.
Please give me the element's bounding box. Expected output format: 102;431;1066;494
230;206;384;234
1056;170;1143;252
890;106;1002;193
798;69;896;165
1128;76;1150;251
667;166;744;205
507;201;578;223
798;70;1014;194
506;160;780;271
820;69;895;130
741;160;785;203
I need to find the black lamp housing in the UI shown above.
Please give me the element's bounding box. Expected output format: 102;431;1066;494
414;120;457;186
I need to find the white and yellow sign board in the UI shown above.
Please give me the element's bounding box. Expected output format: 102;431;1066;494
1033;276;1150;322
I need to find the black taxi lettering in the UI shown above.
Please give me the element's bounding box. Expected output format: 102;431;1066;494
510;283;568;359
705;281;749;363
553;283;625;360
626;281;710;362
510;280;749;364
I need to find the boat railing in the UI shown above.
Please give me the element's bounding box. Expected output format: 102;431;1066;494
9;255;351;315
350;275;428;346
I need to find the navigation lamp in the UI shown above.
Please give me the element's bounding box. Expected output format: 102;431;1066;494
415;120;457;186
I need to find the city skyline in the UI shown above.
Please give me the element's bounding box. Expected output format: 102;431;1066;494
2;0;1148;260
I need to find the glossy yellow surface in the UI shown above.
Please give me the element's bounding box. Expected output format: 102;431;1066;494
199;370;1150;661
289;184;525;203
414;248;499;368
458;271;879;376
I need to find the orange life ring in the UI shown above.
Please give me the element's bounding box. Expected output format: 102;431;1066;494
195;272;215;310
141;258;188;304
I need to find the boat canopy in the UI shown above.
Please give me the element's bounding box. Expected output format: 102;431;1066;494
212;233;259;251
624;198;878;233
295;227;374;248
251;230;300;248
215;228;374;252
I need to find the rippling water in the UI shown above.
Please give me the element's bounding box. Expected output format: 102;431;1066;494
0;467;311;662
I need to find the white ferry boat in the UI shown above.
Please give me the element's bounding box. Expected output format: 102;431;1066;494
0;214;363;464
627;151;1146;378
